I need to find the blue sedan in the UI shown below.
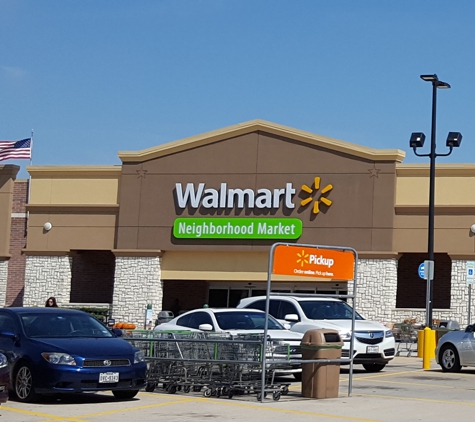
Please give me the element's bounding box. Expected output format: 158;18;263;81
0;308;146;402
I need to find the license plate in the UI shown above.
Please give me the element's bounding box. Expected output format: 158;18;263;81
367;346;379;353
99;372;119;383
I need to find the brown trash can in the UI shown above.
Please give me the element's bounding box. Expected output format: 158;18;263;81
301;329;343;399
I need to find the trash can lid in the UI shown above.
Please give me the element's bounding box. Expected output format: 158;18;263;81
301;329;343;345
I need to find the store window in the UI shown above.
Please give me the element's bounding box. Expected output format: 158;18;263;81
70;250;115;304
396;253;451;309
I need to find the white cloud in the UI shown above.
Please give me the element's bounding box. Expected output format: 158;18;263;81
0;65;28;78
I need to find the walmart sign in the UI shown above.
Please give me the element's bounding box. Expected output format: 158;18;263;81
175;183;296;210
173;217;302;239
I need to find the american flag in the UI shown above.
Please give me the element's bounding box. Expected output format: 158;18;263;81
0;138;32;162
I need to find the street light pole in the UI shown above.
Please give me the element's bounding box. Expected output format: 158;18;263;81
427;81;437;328
410;74;462;329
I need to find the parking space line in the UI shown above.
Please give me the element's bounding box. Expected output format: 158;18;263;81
61;393;384;422
0;405;88;422
340;368;425;381
173;396;383;421
353;377;465;390
0;396;196;422
356;393;475;407
75;396;197;419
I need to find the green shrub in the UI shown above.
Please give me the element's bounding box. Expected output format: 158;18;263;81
67;307;110;323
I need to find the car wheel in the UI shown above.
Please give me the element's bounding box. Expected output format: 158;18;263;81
440;344;461;372
362;363;386;373
293;372;302;381
112;390;139;400
14;363;38;403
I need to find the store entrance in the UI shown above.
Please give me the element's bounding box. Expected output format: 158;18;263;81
207;282;347;308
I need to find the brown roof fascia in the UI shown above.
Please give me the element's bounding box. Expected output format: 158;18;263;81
118;120;406;163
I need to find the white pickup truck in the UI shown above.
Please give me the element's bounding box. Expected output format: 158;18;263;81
238;295;395;373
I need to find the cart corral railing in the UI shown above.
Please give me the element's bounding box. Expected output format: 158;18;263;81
122;330;299;401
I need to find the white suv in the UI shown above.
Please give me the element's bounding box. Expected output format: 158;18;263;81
238;295;395;373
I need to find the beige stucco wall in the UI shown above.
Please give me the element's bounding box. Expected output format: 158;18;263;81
396;164;475;206
28;166;121;205
25;166;121;252
394;164;475;254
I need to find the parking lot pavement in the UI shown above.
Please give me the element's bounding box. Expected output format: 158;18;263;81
3;356;475;422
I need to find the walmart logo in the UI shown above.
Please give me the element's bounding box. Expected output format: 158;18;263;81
300;177;333;214
296;250;309;267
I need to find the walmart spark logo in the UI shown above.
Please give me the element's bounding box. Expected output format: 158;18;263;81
296;250;309;267
300;177;333;214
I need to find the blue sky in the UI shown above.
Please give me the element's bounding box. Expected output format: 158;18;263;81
1;1;474;179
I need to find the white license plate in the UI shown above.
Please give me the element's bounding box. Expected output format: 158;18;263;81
99;372;119;383
367;346;379;353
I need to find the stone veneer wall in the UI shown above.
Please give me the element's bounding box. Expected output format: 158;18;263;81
113;256;162;327
0;260;8;307
348;259;398;324
23;256;72;307
441;260;470;326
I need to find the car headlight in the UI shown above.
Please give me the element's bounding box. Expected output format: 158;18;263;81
385;330;394;338
0;353;7;369
339;331;352;341
41;352;77;365
134;351;145;364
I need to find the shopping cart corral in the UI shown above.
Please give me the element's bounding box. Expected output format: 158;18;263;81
123;330;294;401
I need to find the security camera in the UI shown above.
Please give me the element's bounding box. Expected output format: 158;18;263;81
43;222;53;231
470;224;475;234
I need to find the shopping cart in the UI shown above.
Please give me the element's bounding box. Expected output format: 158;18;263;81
394;323;418;357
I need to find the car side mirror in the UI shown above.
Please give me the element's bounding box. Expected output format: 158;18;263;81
198;324;213;331
112;328;123;337
284;314;299;322
0;330;19;343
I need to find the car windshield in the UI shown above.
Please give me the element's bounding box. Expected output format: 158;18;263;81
298;300;364;320
215;311;285;331
20;312;114;338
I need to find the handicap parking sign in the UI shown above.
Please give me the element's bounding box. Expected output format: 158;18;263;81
467;261;475;285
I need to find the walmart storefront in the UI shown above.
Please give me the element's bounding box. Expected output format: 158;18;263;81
2;120;474;326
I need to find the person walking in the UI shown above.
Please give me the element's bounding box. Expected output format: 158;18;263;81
45;297;58;307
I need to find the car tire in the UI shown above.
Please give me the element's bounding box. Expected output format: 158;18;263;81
14;363;38;403
112;390;139;400
362;363;386;373
440;344;461;373
293;372;302;381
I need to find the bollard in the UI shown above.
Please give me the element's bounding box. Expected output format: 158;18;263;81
422;327;436;369
417;330;424;358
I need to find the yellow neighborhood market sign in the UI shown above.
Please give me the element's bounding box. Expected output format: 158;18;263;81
272;244;355;280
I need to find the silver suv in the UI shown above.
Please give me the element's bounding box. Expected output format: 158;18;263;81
238;295;395;373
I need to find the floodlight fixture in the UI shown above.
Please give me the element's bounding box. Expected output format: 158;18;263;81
446;132;463;148
410;132;426;149
420;74;438;82
420;74;451;89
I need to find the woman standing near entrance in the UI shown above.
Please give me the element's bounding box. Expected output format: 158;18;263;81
45;297;58;307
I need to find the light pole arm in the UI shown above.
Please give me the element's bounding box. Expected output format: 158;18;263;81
412;146;454;158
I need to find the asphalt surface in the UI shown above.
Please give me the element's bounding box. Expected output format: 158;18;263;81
2;354;475;422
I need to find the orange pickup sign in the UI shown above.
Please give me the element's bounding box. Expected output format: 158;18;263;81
273;245;355;281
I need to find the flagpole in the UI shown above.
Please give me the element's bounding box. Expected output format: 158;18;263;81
26;130;33;231
30;130;33;167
